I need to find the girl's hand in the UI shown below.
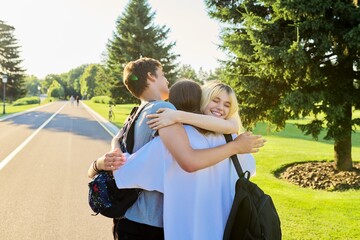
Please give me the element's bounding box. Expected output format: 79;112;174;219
146;108;178;130
96;148;126;171
233;132;266;154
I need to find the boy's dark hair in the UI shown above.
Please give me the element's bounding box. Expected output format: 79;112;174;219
169;79;202;114
123;57;162;98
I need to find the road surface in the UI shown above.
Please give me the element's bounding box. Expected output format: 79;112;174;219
0;101;119;239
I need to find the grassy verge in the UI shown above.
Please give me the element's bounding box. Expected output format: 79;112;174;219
0;103;41;116
79;102;360;239
0;97;57;118
83;101;136;128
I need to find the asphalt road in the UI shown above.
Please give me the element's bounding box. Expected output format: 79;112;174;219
0;101;118;239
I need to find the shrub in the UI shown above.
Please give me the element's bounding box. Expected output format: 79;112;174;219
91;96;112;104
12;96;40;106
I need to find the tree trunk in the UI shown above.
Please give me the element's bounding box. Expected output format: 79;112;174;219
333;104;353;171
334;137;352;170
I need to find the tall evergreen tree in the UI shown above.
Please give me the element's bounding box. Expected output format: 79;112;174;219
206;0;360;170
0;20;26;100
106;0;179;103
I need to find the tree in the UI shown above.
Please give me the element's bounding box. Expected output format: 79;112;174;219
43;74;64;97
47;80;64;99
93;66;111;97
80;64;97;99
24;75;41;96
176;66;224;84
80;64;110;99
65;64;88;97
0;20;26;100
197;67;210;84
207;67;226;81
206;0;360;170
106;0;179;103
177;64;200;82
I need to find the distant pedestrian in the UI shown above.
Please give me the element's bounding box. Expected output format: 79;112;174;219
76;96;80;106
70;95;75;106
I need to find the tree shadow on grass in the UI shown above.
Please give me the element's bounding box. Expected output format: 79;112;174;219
253;122;360;148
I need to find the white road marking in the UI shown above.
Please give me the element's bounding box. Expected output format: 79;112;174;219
0;103;67;171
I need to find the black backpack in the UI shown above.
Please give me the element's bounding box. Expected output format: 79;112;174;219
223;134;282;240
88;103;149;218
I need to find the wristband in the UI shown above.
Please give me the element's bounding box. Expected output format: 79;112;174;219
93;159;100;173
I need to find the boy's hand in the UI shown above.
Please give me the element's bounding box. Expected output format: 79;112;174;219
233;132;266;154
97;148;126;171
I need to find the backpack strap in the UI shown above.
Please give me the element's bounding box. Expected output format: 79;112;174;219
120;102;151;154
224;134;245;177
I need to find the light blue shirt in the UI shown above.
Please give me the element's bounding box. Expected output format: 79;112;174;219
124;100;176;227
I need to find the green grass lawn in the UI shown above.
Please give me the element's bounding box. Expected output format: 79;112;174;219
252;120;360;239
7;101;360;239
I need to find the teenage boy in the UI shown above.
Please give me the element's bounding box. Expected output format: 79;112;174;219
88;57;264;240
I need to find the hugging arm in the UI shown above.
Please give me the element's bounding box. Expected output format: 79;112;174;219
147;108;239;134
87;147;126;178
88;126;129;178
158;123;264;172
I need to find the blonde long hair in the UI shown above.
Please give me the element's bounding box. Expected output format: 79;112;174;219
200;80;243;133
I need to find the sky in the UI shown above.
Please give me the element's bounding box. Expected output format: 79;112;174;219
0;0;226;79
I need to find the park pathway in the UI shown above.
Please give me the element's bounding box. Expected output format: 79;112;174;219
0;101;117;239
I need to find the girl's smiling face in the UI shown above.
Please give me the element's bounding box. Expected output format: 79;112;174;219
203;91;231;119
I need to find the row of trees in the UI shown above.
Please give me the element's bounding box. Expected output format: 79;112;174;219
23;62;218;102
2;0;220;102
28;64;112;100
35;0;220;102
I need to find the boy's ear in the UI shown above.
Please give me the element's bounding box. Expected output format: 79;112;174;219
147;72;156;82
